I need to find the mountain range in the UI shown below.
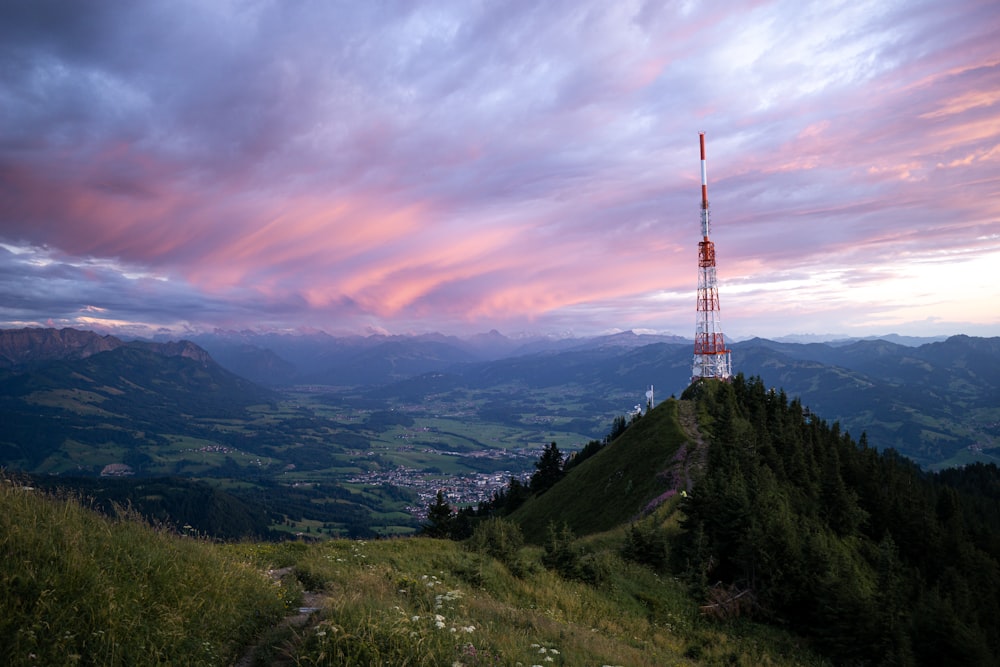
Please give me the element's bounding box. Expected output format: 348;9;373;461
1;327;998;471
188;327;998;468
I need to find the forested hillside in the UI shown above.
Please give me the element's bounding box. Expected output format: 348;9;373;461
439;375;1000;665
674;377;1000;665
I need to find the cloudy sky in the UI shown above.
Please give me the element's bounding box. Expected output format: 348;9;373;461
1;0;998;341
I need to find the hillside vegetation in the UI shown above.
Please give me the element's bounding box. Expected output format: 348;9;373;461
443;377;1000;665
0;476;291;666
673;377;1000;665
0;471;824;666
510;398;694;542
4;374;1000;666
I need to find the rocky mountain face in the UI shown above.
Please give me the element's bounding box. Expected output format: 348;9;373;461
0;327;122;367
0;328;213;368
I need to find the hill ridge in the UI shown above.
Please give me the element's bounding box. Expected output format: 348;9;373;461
511;398;696;542
0;327;216;369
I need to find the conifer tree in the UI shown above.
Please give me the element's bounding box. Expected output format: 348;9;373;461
422;490;454;538
530;442;564;494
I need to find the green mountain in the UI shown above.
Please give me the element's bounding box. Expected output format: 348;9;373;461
0;338;274;471
468;376;1000;665
511;398;696;542
731;336;1000;467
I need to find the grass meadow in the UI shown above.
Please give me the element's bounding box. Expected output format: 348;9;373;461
230;518;827;667
0;475;292;666
2;471;828;666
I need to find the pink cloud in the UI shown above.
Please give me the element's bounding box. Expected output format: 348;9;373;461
1;0;998;339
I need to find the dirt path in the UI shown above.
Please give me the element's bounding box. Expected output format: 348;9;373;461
677;400;708;492
233;568;326;667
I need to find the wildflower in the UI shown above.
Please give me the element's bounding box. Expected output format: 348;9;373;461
462;625;476;633
436;621;446;629
411;615;420;622
434;614;445;622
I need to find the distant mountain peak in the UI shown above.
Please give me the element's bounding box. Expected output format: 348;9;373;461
0;327;216;369
0;327;122;368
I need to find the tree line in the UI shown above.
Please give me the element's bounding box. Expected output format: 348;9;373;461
675;375;1000;666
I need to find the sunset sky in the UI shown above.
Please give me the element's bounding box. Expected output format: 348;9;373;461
2;0;999;341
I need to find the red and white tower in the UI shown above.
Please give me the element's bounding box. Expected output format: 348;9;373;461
692;132;732;382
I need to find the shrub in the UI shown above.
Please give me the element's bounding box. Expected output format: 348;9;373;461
621;522;669;571
541;522;607;584
467;517;524;566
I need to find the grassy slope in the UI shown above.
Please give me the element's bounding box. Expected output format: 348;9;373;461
512;398;691;543
1;469;826;666
0;477;291;666
234;526;824;667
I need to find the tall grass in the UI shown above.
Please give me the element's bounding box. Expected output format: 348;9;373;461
1;473;828;666
0;476;290;666
252;532;828;667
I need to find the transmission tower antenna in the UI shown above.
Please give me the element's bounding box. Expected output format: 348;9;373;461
692;132;733;382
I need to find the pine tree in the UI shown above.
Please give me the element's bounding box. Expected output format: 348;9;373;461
422;490;454;538
530;442;565;494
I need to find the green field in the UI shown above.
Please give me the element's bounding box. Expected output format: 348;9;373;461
12;381;647;537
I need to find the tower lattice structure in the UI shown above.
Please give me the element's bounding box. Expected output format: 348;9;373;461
692;132;732;382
